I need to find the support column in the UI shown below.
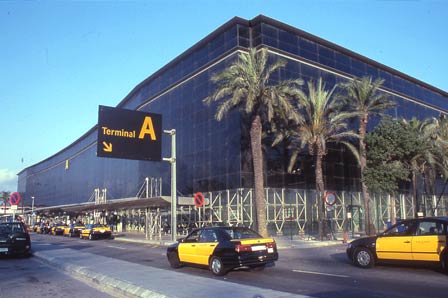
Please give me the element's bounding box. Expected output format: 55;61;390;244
163;129;177;241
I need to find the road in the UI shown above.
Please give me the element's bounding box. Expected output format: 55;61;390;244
0;254;111;298
24;234;448;297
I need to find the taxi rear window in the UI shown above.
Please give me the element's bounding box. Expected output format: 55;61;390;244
0;223;25;234
224;227;261;239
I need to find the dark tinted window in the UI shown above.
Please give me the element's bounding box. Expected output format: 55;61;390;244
223;227;261;239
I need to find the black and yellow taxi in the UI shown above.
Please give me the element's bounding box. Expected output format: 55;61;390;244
80;224;112;240
32;223;41;233
166;226;279;276
63;223;85;237
51;222;68;236
347;217;448;270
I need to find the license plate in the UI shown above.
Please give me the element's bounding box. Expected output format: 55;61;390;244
267;248;274;253
100;230;105;233
0;248;8;252
251;245;266;251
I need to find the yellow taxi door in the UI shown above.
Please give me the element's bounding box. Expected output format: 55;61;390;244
376;236;413;260
412;235;445;261
178;242;197;263
411;221;446;262
195;229;219;265
196;242;218;265
178;229;201;263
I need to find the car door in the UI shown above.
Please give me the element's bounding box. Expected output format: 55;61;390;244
376;221;416;261
195;229;219;265
178;229;201;264
412;220;446;262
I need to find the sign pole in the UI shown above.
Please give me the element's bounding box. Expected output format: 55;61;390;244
163;129;177;241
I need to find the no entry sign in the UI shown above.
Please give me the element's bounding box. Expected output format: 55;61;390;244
10;192;21;205
194;192;205;208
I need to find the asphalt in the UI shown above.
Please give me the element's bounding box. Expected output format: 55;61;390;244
32;232;345;298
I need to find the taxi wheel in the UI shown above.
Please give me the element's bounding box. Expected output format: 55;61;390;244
168;253;182;269
353;247;374;268
209;257;226;276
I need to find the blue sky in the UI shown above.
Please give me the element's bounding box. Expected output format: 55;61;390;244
1;0;447;192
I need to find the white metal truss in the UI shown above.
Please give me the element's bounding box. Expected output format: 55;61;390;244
113;187;448;239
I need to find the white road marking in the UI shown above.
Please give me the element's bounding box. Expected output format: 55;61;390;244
292;269;349;278
106;245;126;250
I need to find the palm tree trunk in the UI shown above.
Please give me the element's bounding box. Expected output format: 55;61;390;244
315;144;325;241
250;115;268;237
359;116;373;235
390;194;396;225
412;171;418;216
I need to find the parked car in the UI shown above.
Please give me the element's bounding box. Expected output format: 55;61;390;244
63;223;85;237
51;223;67;235
347;217;448;271
0;221;31;257
80;224;112;240
32;223;40;233
166;226;278;276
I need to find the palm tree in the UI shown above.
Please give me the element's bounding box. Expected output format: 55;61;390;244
427;115;448;213
276;78;358;240
416;116;448;214
204;48;303;236
401;118;440;215
340;76;395;235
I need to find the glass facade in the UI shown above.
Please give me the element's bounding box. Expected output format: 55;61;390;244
18;15;448;207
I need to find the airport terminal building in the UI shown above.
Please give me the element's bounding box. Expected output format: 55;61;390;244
17;15;448;235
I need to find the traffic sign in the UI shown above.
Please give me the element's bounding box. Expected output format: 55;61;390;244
97;106;162;161
194;192;205;208
324;192;336;206
10;192;21;205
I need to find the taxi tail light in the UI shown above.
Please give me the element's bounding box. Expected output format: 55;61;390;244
235;244;252;252
235;244;252;253
266;242;276;249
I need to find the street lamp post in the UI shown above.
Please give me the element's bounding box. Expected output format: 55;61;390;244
31;196;35;226
162;129;177;242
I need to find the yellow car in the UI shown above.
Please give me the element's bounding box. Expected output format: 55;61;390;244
63;223;85;237
33;223;41;233
80;224;112;240
51;223;68;235
347;217;448;270
166;226;278;276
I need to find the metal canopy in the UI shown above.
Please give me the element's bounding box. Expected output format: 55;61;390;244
34;196;171;214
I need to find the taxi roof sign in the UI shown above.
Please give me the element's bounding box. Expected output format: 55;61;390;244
97;106;162;161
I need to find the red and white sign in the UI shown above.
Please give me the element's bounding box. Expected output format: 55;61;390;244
10;192;21;205
324;192;336;206
194;192;205;208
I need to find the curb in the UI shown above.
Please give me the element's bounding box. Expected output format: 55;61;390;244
34;252;166;298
